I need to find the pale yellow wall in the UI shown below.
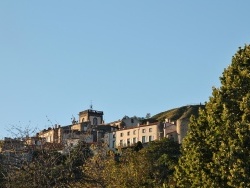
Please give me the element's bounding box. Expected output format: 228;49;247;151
177;118;189;143
79;113;88;123
115;124;160;148
71;123;81;131
39;129;55;143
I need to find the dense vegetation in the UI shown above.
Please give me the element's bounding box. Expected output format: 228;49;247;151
175;45;250;187
1;141;92;188
0;139;180;188
70;138;180;188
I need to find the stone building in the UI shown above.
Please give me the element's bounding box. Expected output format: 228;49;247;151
38;108;105;145
163;118;190;144
115;121;164;148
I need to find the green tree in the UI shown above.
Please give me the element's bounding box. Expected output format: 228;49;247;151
78;139;180;188
133;141;143;152
79;147;152;188
146;113;151;119
175;45;250;187
144;138;180;186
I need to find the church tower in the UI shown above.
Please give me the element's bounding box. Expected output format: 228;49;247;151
78;106;104;126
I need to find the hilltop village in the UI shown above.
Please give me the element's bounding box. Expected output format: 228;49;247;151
0;105;202;155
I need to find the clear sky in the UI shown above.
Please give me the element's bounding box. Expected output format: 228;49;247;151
0;1;250;139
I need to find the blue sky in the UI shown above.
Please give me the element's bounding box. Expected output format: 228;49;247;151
0;1;250;139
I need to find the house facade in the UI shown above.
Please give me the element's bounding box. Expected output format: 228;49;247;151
115;122;164;148
163;120;178;142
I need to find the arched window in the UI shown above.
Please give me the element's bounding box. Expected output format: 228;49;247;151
82;118;85;122
93;117;98;125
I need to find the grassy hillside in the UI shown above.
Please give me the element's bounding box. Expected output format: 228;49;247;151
152;104;205;122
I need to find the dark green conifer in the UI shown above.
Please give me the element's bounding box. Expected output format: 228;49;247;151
175;45;250;188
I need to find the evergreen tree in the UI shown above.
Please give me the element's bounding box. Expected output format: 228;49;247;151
144;138;180;185
175;45;250;187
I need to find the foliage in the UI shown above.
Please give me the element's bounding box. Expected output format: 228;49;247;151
175;45;250;187
1;129;181;187
77;138;180;188
145;113;151;119
3;141;92;188
0;156;5;188
133;141;143;152
144;138;180;186
79;148;152;188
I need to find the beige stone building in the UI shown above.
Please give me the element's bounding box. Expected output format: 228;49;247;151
78;109;104;126
163;118;190;143
115;121;164;148
163;121;178;142
38;108;105;144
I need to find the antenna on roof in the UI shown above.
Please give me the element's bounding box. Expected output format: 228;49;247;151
90;100;93;110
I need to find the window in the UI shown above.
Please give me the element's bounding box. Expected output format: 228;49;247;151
142;129;146;133
133;130;136;135
120;133;123;137
133;137;137;144
142;136;146;143
149;128;152;132
112;141;115;148
127;138;130;146
131;119;134;123
120;140;123;146
149;136;152;142
93;117;98;125
127;131;130;136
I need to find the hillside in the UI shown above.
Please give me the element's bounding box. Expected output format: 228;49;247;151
152;104;205;122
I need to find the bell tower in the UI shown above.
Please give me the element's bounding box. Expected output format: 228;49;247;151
78;107;104;126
